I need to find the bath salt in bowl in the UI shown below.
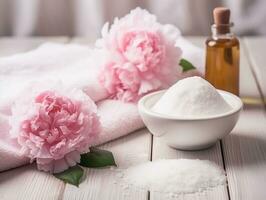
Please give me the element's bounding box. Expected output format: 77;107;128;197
152;76;232;118
138;77;243;150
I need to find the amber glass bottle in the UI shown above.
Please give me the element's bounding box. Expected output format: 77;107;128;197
205;8;240;96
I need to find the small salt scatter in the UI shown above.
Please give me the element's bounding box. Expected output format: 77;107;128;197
117;159;226;195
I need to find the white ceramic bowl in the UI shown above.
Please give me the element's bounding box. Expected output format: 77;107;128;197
138;89;243;150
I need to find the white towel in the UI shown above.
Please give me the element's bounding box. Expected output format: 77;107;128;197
0;43;108;113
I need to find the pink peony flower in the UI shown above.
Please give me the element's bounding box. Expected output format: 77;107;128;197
97;8;182;102
10;88;100;173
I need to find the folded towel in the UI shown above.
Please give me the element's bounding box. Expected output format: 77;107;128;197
95;100;144;145
176;37;205;74
0;38;203;172
0;40;204;111
0;114;29;171
0;43;108;112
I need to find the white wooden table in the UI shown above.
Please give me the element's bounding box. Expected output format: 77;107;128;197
0;36;266;200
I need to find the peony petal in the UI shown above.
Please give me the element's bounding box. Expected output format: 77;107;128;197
53;158;69;173
10;88;101;173
97;8;182;102
65;151;81;167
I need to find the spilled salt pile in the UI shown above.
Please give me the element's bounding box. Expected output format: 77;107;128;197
152;76;232;118
117;159;226;194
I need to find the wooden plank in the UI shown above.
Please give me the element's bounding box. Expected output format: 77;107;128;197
0;37;68;57
0;165;64;200
61;38;151;200
150;37;229;200
0;37;68;200
62;129;151;200
243;37;266;105
221;39;266;200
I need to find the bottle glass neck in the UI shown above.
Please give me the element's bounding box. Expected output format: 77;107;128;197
211;23;234;39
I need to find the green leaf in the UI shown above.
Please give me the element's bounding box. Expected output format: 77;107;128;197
179;58;196;72
80;147;117;168
54;165;84;187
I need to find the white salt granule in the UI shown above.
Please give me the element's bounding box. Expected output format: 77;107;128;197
152;76;232;118
117;159;226;195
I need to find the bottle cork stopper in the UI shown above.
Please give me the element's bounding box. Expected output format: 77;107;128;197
213;7;230;34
